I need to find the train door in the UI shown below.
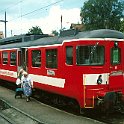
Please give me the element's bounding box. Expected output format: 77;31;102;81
109;41;123;90
17;48;28;72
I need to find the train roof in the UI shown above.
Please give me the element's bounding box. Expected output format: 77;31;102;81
0;29;124;49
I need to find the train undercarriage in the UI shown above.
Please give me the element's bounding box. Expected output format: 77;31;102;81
96;91;124;114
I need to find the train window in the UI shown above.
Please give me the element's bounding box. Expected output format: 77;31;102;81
32;50;41;67
10;51;17;65
2;51;8;64
46;49;57;68
66;46;73;65
76;45;104;65
111;48;121;65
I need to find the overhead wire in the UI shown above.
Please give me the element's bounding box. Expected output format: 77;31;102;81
0;0;64;36
9;0;64;22
0;0;25;14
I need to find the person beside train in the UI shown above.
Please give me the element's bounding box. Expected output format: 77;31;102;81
16;68;24;87
15;68;24;98
21;71;33;102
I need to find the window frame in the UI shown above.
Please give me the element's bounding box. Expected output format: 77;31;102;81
111;47;121;65
46;49;58;69
66;46;73;65
31;49;41;68
10;51;17;66
76;45;105;66
2;51;8;65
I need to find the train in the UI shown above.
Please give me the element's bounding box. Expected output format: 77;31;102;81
0;29;124;113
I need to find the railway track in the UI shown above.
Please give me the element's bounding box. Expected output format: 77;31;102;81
0;98;14;124
0;113;15;124
1;81;124;124
0;99;43;124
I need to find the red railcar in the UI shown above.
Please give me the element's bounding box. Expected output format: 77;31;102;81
0;29;124;112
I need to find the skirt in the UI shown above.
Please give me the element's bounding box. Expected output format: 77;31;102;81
23;86;32;97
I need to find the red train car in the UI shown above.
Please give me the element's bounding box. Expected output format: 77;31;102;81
0;29;124;113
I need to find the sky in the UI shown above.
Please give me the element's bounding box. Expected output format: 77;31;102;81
0;0;87;37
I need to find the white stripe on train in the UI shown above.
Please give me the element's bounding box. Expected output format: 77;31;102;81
0;69;65;88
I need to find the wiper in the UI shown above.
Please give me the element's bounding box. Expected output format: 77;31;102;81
90;42;99;55
89;42;99;63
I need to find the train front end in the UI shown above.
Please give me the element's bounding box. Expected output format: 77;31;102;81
80;39;124;112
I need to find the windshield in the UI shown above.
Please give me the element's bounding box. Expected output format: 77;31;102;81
76;45;104;65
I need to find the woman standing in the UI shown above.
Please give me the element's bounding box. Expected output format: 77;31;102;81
15;68;24;98
16;68;24;87
21;72;33;102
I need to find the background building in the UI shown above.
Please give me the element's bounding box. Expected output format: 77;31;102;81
70;23;84;31
0;31;4;39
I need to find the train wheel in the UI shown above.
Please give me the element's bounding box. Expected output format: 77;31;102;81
103;92;117;115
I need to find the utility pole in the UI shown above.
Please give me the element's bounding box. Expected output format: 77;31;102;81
61;15;62;30
0;11;8;38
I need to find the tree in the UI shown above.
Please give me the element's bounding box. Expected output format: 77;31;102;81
80;0;124;30
52;30;59;36
28;26;43;34
120;19;124;33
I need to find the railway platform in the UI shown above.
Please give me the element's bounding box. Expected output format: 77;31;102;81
0;86;104;124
